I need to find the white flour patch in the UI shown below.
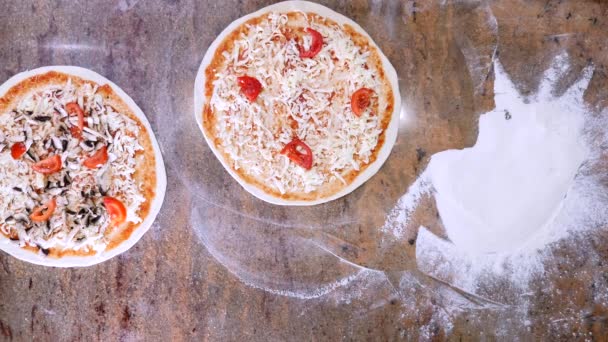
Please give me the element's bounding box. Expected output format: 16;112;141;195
384;52;607;305
430;55;589;255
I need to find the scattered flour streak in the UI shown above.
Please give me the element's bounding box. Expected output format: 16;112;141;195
381;173;432;239
383;52;607;331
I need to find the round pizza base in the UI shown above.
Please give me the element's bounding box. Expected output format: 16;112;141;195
0;66;167;267
194;0;402;206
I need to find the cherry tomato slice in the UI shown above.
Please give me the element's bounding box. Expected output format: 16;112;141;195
66;102;85;139
83;146;108;169
30;198;57;222
351;88;374;117
237;76;263;102
103;197;127;226
32;155;62;175
298;28;323;58
281;138;313;170
11;142;27;160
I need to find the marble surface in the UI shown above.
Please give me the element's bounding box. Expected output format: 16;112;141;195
1;0;608;340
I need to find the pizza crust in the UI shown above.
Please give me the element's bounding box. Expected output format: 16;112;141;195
194;1;401;206
0;66;167;267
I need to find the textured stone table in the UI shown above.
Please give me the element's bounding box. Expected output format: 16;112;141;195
1;0;608;340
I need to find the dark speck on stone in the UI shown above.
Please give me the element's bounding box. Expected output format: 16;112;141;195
408;239;415;245
416;148;426;162
121;305;131;328
95;302;106;316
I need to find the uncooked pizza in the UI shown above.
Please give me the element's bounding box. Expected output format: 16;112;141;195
197;4;399;205
0;68;164;264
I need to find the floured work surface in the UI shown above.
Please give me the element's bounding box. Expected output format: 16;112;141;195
1;0;608;340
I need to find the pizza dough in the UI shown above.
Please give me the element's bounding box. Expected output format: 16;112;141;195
194;1;401;205
0;66;166;267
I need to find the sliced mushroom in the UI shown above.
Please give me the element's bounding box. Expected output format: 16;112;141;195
80;141;94;152
26;150;38;162
55;105;68;118
29;189;41;201
13;213;30;225
82;130;98;142
67;160;79;170
48;188;63;196
97;167;112;195
52;136;63;150
33;116;52;122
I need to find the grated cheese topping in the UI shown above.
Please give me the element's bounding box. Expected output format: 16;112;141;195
209;12;390;195
0;79;145;254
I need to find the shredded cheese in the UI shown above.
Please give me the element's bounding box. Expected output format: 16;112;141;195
209;12;389;195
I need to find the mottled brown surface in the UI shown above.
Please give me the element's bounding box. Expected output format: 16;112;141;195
1;0;608;341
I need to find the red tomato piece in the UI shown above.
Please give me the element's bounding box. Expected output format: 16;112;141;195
298;28;323;58
11;142;27;160
83;146;108;169
103;197;127;226
351;88;374;116
281;138;313;170
32;155;62;175
66;102;85;139
30;198;57;222
237;76;263;102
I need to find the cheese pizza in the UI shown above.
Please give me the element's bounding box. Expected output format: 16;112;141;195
195;1;400;205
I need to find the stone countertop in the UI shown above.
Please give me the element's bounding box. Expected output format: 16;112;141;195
1;0;608;340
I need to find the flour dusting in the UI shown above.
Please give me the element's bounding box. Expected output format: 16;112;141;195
381;174;432;238
384;52;607;301
430;54;589;255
